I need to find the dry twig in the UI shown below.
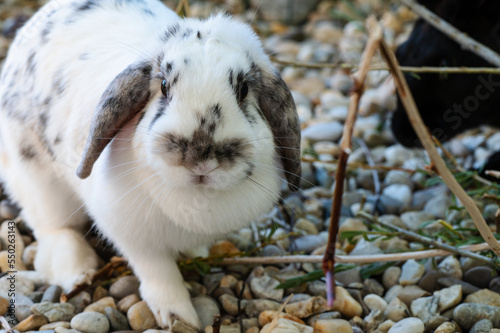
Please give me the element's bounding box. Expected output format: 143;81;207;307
378;29;500;257
322;17;383;307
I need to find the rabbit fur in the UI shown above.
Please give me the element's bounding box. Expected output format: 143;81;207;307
0;0;301;329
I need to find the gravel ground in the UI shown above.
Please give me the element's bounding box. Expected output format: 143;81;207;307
1;1;500;333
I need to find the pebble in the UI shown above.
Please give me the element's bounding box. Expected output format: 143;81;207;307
13;314;48;331
31;302;75;322
70;311;110;333
438;256;462;280
363;279;384;297
302;121;344;142
399;212;434;232
453;303;500;329
382;184;412;209
15;294;34;322
387;317;424;333
126;301;156;331
0;275;34;298
305;311;342;326
437;277;479;295
394;286;430;307
464;289;500;307
418;270;440;293
410;295;446;328
434;321;461;333
434;285;462;312
313;319;353;333
469;319;492;333
67;291;91;314
41;285;63;303
463;266;497;288
363;294;388;312
261;318;313;333
330;287;363;318
0;297;7;316
105;306;130;331
384;297;409;322
285;296;327;318
250;275;283;301
245;299;281;317
84;296;116;314
39;321;71;330
382;267;401;289
219;294;240;316
399;260;425;286
109;276;140;300
259;311;305;326
490;277;500;294
117;293;141;313
192;295;220;328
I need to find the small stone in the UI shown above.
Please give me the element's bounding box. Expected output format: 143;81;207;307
31;302;76;322
335;267;362;286
15;294;34;322
418;270;440;293
22;242;37;269
261;317;313;333
219;275;238;290
285;296;327;318
84;296;116;314
453;303;500;329
423;196;451;219
400;212;434;232
41;285;63;303
209;240;239;256
331;287;363;318
250;275;283;301
127;301;156;331
306;311;341;326
219;294;240;316
67;291;91;314
92;285;108;302
387;317;424;333
294;219;318;235
39;321;71;330
302;121;344;142
437;277;479;295
104;306;130;331
399;259;425;286
13;314;48;331
469;319;492;333
259;311;305;327
464;266;497;288
313;319;353;333
438;256;462;280
384;297;408;322
294;234;327;253
109;276;140;300
0;275;34;298
382;184;412;209
70;311;110;333
434;285;462;312
117;293;141;313
192;295;220;329
490;277;500;294
363;279;384;297
433;321;461;333
396;286;431;308
464;289;500;307
382;267;401;289
363;294;387;312
245;299;280;317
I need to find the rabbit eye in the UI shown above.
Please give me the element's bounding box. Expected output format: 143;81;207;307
239;83;248;102
161;79;168;97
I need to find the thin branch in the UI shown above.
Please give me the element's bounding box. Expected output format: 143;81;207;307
207;243;491;265
322;17;384;307
378;31;500;257
271;57;500;74
358;211;497;266
400;0;500;67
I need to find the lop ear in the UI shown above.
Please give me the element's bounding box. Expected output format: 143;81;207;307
258;69;301;191
76;62;152;179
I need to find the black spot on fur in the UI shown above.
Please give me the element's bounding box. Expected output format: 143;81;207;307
162;23;180;41
184;58;190;65
52;73;66;96
182;29;192;39
165;62;173;74
211;104;222;120
172;74;179;86
197;31;201;39
26;52;36;75
142;8;154;16
41;21;53;43
79;53;89;60
76;0;97;11
54;134;62;145
149;97;170;129
20;145;36;160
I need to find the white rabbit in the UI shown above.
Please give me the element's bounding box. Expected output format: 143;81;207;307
0;0;301;330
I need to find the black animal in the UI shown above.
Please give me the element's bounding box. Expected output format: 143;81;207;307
391;0;500;171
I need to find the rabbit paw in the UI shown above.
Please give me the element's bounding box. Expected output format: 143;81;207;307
141;285;201;330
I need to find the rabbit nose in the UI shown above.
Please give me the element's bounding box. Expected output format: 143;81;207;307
190;160;219;175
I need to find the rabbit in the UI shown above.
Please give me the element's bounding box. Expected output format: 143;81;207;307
391;0;500;170
0;0;301;330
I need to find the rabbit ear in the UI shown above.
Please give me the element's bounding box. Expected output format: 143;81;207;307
258;70;301;191
76;62;152;179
